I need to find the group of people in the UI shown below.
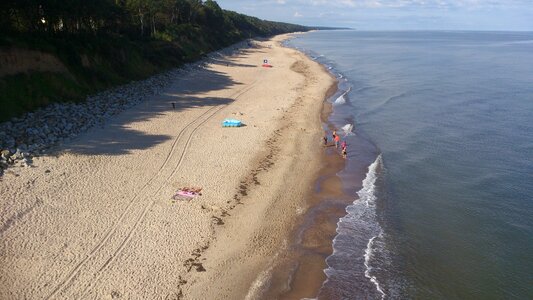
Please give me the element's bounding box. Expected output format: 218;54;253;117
323;130;348;159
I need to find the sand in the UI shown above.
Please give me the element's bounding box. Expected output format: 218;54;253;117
0;34;335;299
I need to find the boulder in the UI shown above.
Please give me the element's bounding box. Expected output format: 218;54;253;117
1;149;10;158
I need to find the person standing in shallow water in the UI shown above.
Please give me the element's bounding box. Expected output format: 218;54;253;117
323;132;328;146
334;134;340;148
342;146;347;159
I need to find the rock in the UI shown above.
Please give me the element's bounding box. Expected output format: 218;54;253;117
13;149;22;159
1;149;10;158
19;158;28;167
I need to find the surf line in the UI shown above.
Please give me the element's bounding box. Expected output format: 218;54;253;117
364;232;386;299
360;155;386;299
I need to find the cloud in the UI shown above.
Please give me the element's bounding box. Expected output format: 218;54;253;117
215;0;533;30
299;0;530;9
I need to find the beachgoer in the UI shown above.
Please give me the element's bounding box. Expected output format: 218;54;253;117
323;133;328;146
342;147;347;159
332;130;337;140
334;135;340;148
341;140;347;149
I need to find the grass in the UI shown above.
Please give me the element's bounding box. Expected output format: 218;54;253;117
0;72;88;121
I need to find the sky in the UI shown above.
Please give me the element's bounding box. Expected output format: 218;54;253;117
215;0;533;31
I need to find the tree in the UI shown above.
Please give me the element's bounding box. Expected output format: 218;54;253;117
126;0;148;36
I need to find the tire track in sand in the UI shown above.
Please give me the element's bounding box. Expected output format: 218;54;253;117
81;79;262;296
46;76;261;300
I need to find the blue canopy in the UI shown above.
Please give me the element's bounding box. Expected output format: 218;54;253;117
222;119;242;127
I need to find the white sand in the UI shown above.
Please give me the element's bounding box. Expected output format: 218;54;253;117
0;34;334;299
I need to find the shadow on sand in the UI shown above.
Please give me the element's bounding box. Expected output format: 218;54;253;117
209;58;257;68
56;42;270;156
64;96;233;156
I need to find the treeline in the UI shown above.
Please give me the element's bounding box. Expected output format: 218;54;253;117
0;0;307;39
0;1;308;121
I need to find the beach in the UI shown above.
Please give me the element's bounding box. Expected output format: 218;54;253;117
0;34;335;299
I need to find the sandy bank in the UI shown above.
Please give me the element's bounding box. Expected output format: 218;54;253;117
0;34;334;299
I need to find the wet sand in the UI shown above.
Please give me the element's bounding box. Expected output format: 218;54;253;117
259;99;359;299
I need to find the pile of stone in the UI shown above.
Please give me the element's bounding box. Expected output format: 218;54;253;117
0;40;254;176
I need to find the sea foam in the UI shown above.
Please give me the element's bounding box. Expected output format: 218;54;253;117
359;155;386;298
320;155;386;299
333;87;351;105
341;123;354;136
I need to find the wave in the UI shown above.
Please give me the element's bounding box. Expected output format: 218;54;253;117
359;155;386;298
358;155;380;207
365;233;386;299
356;86;373;93
319;155;386;299
362;91;410;117
333;87;352;105
489;40;533;47
341;123;355;136
386;91;409;103
244;249;283;300
334;94;346;105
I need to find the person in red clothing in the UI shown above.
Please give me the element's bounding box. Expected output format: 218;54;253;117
334;135;340;148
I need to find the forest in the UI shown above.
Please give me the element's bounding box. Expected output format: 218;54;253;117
0;0;309;121
1;0;307;39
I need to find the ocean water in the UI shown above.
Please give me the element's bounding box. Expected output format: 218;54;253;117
287;31;533;299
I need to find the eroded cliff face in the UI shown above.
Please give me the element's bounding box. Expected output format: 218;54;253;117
0;48;70;77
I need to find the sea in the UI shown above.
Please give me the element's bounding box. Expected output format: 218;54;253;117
285;31;533;299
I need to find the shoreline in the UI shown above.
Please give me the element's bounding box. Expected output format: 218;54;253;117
257;35;381;299
184;35;338;300
257;45;358;299
0;34;337;299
